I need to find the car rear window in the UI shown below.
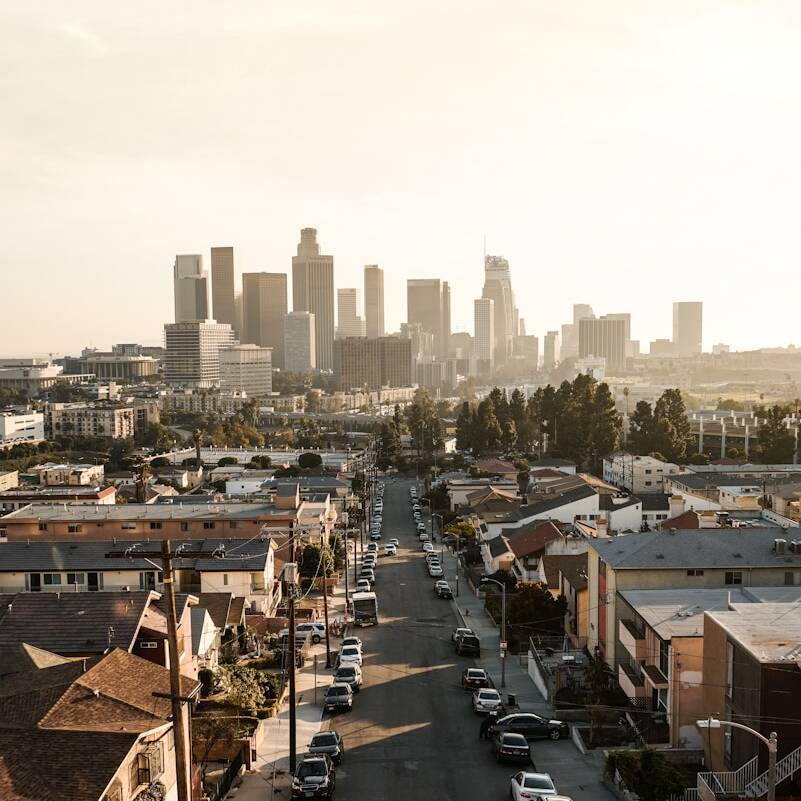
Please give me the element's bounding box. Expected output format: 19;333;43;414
524;776;553;790
503;734;528;746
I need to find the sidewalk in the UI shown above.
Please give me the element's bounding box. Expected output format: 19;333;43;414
442;548;552;717
234;578;349;801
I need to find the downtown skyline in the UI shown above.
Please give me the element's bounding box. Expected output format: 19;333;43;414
4;2;801;356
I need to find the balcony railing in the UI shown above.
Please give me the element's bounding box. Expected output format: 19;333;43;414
618;662;646;700
619;618;647;661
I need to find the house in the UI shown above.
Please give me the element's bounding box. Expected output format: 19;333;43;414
0;641;70;678
26;461;105;486
0;590;199;678
0;539;278;610
587;527;801;665
662;472;770;512
529;457;577;475
603;452;684;494
191;606;219;669
641;494;671;529
598;492;643;532
552;553;588;646
475;457;519;480
196;592;248;660
505;521;564;582
613;586;801;752
701;603;801;781
482;535;515;574
0;648;200;801
446;478;519;511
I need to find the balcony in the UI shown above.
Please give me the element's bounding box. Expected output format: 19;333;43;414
619;618;647;661
641;663;669;690
618;662;646;701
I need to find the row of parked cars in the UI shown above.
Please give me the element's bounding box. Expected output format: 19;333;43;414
410;485;427;538
370;481;386;540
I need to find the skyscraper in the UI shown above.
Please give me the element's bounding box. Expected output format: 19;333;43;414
578;316;627;370
543;330;560;369
407;279;450;360
474;297;495;372
562;304;595;359
164;320;234;387
173;255;209;322
482;255;516;366
364;265;385;338
242;273;288;369
573;304;595;325
284;311;316;373
672;302;703;356
210;246;236;333
337;288;366;338
333;337;412;391
292;228;334;371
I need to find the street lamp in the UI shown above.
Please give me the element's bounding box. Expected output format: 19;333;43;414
479;576;507;690
697;718;777;801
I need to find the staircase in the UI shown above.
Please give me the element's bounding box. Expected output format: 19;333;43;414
745;743;801;797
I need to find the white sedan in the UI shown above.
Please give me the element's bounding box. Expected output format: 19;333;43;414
452;627;473;642
510;772;558;800
337;645;363;667
472;688;504;714
384;544;397;556
428;564;444;578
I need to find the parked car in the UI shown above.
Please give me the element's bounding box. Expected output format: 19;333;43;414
509;772;557;799
488;713;570;741
455;634;481;656
296;621;327;644
418;532;429;542
436;584;453;599
323;683;353;714
422;542;434;552
491;732;532;765
358;568;375;586
355;579;371;593
291;755;336;799
472;688;505;714
384;544;397;556
334;664;362;693
388;538;399;546
337;645;363;667
461;667;490;690
341;636;362;651
362;555;377;567
370;532;382;541
307;731;344;765
452;627;474;643
428;564;444;578
366;543;378;553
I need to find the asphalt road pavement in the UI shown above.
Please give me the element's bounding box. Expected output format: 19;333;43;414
322;478;580;800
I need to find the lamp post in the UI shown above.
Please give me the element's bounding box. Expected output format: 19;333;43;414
697;718;777;801
479;576;507;690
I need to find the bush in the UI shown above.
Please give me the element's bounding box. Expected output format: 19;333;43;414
198;668;216;697
605;749;686;801
298;452;323;469
218;457;239;466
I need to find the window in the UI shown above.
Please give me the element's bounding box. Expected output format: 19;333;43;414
68;524;82;534
180;522;189;532
785;571;801;586
230;521;239;529
204;521;216;530
659;638;670;677
67;573;85;585
725;641;734;698
645;469;652;474
687;569;705;577
725;571;743;586
38;522;48;532
43;573;62;585
149;522;163;530
223;574;229;586
139;641;158;649
121;522;136;530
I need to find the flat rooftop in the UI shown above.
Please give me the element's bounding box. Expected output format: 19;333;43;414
620;587;801;640
3;502;296;522
708;603;801;663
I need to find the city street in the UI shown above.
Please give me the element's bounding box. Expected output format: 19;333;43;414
322;477;606;800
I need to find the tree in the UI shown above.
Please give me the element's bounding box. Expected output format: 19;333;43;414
652;388;693;463
218;457;239;467
219;666;265;715
474;398;501;455
589;382;621;472
504;583;567;646
757;405;795;463
298;452;323;470
455;402;474;452
629;401;655;454
500;418;517;453
605;749;686;801
193;716;242;780
305;390;322;413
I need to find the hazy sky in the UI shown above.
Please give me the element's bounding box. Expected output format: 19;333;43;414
3;1;801;357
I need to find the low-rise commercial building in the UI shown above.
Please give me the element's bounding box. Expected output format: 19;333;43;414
0;485;116;512
0;410;44;446
27;462;105;486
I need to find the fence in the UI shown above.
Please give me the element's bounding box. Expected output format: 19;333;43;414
204;750;244;801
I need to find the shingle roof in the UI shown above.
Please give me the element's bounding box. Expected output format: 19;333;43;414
641;494;670;511
0;592;155;655
548;553;588;590
227;596;246;626
593;528;801;570
475;458;517;474
0;729;139;801
513;484;597;520
507;521;563;559
488;536;511;558
530;457;576;468
195;592;233;630
0;642;71;678
599;494;642;512
660;510;703;530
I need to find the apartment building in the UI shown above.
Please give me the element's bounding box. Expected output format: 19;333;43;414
603;452;685;494
47;402;135;440
333;336;413;391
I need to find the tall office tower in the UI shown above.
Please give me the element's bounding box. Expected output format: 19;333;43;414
292;228;334;370
543;330;560;369
450;331;473;358
672;301;703;356
219;344;273;396
441;281;451;359
234;291;243;339
407;279;450;360
241;273;287;369
578;316;627;370
519;335;539;370
364;265;385;338
284;311;316;373
560;324;577;359
163;321;234;387
333;337;412;391
210;246;236;333
337;288;366;338
573;304;595;325
173;255;209;322
474;297;495;373
482;255;516;366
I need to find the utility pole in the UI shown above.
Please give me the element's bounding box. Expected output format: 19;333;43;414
287;527;298;774
322;533;332;669
106;539;216;801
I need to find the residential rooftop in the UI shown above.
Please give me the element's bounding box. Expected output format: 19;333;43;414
2;501;296;521
708;603;801;663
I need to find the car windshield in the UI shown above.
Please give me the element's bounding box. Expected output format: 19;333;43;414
297;761;327;780
312;734;337;747
327;686;347;696
479;691;499;699
523;776;554;790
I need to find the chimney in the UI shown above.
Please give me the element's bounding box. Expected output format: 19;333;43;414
699;511;718;528
669;495;686;519
596;519;609;537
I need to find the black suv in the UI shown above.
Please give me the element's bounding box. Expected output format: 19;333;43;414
307;731;344;765
455;634;481;656
291;755;336;799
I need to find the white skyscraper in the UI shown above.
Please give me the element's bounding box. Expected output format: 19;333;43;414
284;311;316;373
164;320;234;387
173;254;209;322
364;265;385;338
337;288;366;338
474;297;495;372
482;255;516;366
